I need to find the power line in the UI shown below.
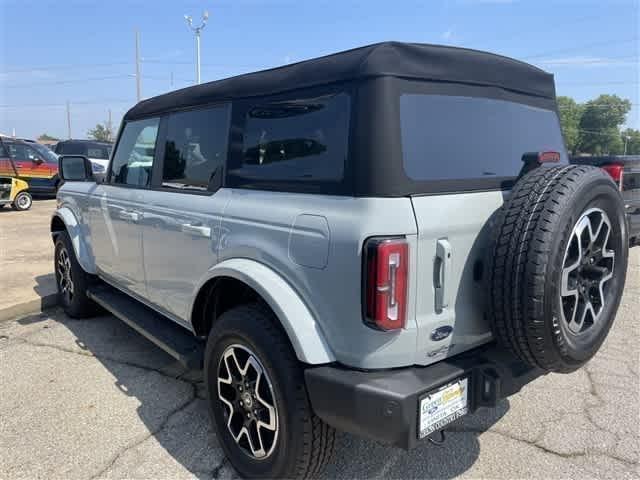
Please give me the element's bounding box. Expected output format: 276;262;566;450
0;98;135;109
557;80;640;86
4;75;132;89
522;37;639;61
0;61;131;74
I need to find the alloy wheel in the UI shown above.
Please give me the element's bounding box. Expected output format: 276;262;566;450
560;208;615;335
16;194;31;209
217;344;279;460
56;246;74;304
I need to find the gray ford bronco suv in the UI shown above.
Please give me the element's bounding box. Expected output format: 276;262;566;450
52;42;629;478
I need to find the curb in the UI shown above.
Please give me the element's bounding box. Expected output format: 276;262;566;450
0;294;58;323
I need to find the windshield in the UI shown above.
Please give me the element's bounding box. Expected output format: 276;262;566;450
58;142;112;159
31;143;59;163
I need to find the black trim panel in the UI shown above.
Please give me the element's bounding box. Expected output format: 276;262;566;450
305;343;542;449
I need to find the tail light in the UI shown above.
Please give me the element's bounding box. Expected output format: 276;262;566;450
363;237;408;331
601;164;624;190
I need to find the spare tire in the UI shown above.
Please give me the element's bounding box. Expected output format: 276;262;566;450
486;165;629;373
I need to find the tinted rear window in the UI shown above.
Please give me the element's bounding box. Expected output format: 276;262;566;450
400;95;567;181
162;104;230;191
230;92;350;183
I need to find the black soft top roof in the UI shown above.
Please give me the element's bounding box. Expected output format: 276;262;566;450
125;41;555;120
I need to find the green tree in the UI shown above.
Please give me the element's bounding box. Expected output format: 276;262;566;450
578;95;631;155
557;96;582;154
87;123;113;142
621;128;640;155
37;133;60;142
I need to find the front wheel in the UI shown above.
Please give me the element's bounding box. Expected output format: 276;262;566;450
205;304;335;479
54;231;99;318
12;191;32;211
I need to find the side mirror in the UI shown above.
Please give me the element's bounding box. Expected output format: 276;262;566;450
32;157;44;165
58;155;94;182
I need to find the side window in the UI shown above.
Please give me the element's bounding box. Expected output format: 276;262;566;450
6;144;40;161
7;144;25;160
24;146;42;162
229;92;350;185
162;105;230;191
110;118;160;187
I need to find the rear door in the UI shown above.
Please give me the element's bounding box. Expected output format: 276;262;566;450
400;94;568;365
140;104;231;322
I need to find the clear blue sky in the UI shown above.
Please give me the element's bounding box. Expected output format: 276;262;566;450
1;0;638;140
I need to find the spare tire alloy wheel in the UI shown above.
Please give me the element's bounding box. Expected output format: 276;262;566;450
486;165;628;373
217;344;279;460
56;245;74;305
561;208;615;336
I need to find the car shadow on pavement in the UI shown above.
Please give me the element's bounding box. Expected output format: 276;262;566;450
17;309;509;479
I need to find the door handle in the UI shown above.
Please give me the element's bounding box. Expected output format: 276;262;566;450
118;210;141;222
434;238;452;314
181;223;211;238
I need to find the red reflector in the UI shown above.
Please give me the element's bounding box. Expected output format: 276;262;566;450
364;238;408;331
601;164;624;186
538;151;561;163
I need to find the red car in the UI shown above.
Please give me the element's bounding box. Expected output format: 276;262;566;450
0;137;60;194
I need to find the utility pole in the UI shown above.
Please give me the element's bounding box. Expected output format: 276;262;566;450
135;30;142;101
66;101;71;139
184;11;209;84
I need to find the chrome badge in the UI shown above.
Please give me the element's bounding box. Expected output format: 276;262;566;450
430;325;453;342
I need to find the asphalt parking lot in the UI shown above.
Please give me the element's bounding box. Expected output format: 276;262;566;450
0;236;638;479
0;198;58;320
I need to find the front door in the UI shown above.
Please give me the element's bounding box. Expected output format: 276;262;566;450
89;117;160;299
140;104;231;321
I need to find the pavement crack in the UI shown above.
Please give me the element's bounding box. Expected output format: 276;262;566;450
89;385;199;480
16;337;200;385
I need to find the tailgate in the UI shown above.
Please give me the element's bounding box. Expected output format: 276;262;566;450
410;191;505;365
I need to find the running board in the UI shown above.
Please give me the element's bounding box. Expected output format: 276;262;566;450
87;284;204;369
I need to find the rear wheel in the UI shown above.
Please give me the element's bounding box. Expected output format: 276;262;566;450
54;231;98;318
12;191;32;211
205;304;335;478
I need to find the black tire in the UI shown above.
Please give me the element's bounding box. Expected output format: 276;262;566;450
486;165;628;373
54;231;99;318
12;191;32;211
204;303;335;479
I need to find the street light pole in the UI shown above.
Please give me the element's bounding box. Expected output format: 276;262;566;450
624;135;630;155
135;30;142;101
184;11;209;85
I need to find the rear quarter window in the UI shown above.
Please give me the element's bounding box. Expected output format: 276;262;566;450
228;92;350;188
400;95;568;181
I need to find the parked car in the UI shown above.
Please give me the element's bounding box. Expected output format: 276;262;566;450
54;139;112;175
571;155;640;246
0;136;60;194
52;42;629;479
0;142;32;210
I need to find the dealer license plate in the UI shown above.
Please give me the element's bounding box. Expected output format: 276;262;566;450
419;378;469;438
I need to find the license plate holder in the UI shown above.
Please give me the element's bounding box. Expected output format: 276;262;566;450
418;377;469;439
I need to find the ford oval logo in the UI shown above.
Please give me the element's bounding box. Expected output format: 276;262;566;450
430;326;453;342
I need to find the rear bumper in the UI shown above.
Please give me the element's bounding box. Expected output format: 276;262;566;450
305;343;543;450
